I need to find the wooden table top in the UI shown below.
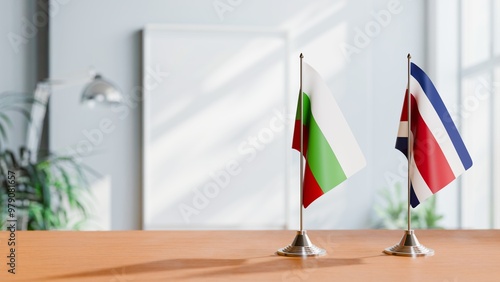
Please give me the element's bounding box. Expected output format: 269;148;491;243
0;229;499;281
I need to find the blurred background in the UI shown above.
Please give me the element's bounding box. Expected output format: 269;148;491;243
0;0;498;230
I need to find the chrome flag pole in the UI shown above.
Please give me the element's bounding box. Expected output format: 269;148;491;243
300;52;304;233
277;53;326;257
383;54;434;257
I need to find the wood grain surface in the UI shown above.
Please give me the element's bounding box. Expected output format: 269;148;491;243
0;230;499;281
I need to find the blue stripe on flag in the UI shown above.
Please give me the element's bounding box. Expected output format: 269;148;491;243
410;63;473;170
410;186;420;208
395;136;408;157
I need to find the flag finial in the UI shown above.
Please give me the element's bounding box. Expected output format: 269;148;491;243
407;53;411;59
300;53;304;58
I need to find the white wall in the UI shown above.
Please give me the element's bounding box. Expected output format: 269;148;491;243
49;0;426;230
0;0;38;150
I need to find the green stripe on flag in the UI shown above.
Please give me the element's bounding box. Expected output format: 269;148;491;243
295;92;311;123
300;92;348;192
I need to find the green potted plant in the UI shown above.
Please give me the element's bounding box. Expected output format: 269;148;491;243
0;92;95;230
373;181;444;229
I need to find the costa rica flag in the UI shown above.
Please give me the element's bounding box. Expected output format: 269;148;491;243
396;62;473;208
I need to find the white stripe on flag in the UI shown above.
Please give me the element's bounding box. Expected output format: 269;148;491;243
410;77;466;177
302;62;366;177
409;155;434;202
398;121;408;137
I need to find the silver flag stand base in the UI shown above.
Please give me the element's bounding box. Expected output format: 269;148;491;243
277;230;326;257
384;230;434;257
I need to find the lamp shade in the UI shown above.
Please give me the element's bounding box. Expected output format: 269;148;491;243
81;74;122;105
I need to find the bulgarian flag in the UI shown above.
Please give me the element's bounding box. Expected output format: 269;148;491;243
292;62;366;208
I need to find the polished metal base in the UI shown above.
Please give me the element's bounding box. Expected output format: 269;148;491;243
384;230;434;257
277;230;326;257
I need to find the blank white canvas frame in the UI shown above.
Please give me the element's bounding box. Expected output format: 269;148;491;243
142;24;291;230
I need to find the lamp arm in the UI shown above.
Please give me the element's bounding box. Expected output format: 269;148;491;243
25;68;96;161
25;82;51;162
25;69;121;161
43;68;96;89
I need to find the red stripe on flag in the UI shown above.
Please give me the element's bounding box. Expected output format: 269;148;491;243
292;120;309;157
303;163;325;208
293;119;322;207
411;95;455;193
399;90;410;122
